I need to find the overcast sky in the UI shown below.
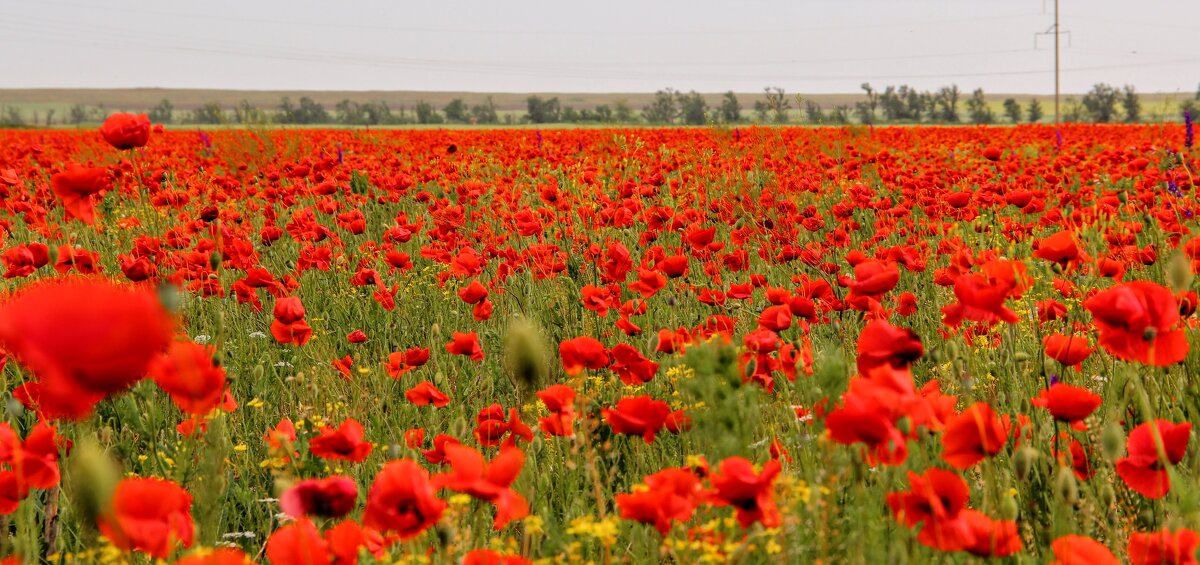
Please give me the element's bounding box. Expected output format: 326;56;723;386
1;0;1198;94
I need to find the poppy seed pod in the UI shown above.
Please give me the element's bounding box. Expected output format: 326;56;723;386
1054;466;1079;505
1014;446;1038;482
503;320;547;395
68;438;120;528
1167;251;1194;293
1101;423;1127;461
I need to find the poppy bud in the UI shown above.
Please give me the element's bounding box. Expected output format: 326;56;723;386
68;438;120;528
1054;466;1078;505
387;443;401;460
1100;422;1125;461
1167;251;1194;293
1099;484;1116;508
895;416;912;436
252;364;265;380
504;319;547;397
157;282;184;313
209;251;222;271
999;493;1019;521
1014;446;1038;482
4;396;22;419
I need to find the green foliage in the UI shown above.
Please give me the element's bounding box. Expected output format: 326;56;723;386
1082;83;1121;123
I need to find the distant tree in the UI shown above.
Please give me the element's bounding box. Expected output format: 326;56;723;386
614;100;634;123
678;91;708;125
234;100;268;124
335;100;364;124
719;91;742;123
860;83;878;122
805;100;826;124
561;106;581;123
277;97;328;124
762;87;790;123
1081;83;1120;123
853;101;874;125
148;99;174;124
593;105;613;123
1027;98;1044;123
753;100;769;122
0;107;25;127
470;97;499;124
361;101;394;125
526;96;561;123
965;88;994;124
829;105;851;125
1121;85;1141;123
933;85;960;122
189;101;226;125
69;104;88;125
1063;97;1085;123
415;100;444;124
642;89;679;124
44;109;55;127
443;98;468;123
1003;98;1022;123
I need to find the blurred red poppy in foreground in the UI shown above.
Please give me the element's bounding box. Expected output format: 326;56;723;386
98;477;194;558
0;278;174;419
1116;419;1191;499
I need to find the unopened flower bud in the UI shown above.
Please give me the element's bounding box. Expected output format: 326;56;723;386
1054;466;1078;505
1101;423;1126;461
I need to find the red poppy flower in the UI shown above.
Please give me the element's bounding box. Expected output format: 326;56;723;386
265;518;329;565
98;478;194;558
1116;419;1191;499
886;468;974;551
960;509;1021;557
616;467;705;534
346;330;368;343
1031;383;1101;425
1128;528;1200;565
559;336;609;375
608;343;659;385
50;165;110;225
458;279;489;304
708;457;781;528
271;296;312;346
422;434;461;465
1043;334;1094;370
536;384;576;437
385;347;430;378
0;278;174;419
1050;535;1119;565
845;259;900;308
148;341;227;416
435;444;529;529
406;381;450;408
1033;230;1086;268
462;549;533;565
1084;281;1188;366
941;402;1007;469
446;332;485;361
172;548;254;565
309;419;374;462
941;273;1019;326
362;459;446;539
280;476;358;519
602;396;672;443
856;319;923;375
99;112;151;150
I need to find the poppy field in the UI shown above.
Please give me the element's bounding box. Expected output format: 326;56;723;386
0;118;1199;564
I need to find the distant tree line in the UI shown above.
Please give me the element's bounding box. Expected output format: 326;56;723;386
7;83;1199;127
